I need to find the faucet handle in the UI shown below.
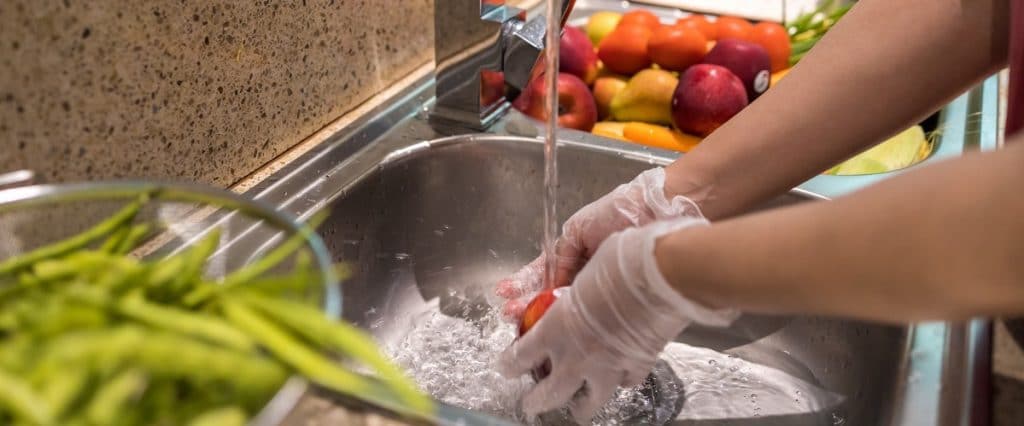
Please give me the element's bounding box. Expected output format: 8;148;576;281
502;0;575;91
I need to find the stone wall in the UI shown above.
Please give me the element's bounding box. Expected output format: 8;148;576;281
0;0;432;186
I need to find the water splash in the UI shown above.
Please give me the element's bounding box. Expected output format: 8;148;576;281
385;308;529;419
383;301;844;425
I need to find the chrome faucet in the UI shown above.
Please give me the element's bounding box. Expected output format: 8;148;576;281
432;0;572;130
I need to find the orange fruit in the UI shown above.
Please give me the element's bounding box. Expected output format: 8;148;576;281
715;16;752;41
647;25;707;71
749;22;792;72
619;9;662;31
597;25;653;75
675;15;717;40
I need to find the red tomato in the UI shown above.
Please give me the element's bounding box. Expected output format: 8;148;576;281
676;15;717;40
619;9;662;31
715;16;753;41
648;25;707;71
749;22;792;72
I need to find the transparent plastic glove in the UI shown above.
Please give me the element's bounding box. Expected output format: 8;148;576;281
498;217;739;423
494;168;704;321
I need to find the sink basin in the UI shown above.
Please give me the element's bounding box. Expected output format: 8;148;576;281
243;67;991;424
316;134;905;425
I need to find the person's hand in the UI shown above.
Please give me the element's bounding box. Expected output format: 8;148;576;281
498;217;739;422
494;167;704;321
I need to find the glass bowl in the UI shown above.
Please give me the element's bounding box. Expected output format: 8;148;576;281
0;181;340;426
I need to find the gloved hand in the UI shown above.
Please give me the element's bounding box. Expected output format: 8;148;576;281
498;217;739;423
494;167;704;321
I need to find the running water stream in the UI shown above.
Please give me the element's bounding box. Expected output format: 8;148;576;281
541;0;562;290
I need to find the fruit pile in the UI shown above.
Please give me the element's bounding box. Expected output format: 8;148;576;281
513;9;794;152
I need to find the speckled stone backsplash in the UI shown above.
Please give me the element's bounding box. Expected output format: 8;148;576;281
0;0;431;186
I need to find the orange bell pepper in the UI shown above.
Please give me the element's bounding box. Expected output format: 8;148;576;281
622;122;702;152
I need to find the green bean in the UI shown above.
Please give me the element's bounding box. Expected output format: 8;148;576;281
0;367;53;425
62;285;109;307
790;35;822;56
0;336;32;372
168;229;221;294
183;210;328;306
237;292;431;414
62;287;255;356
146;256;185;290
39;368;89;419
186;405;246;426
43;327;286;395
133;333;286;398
0;197;146;277
827;4;853;21
99;225;132;254
93;260;146;293
33;252;115;283
32;304;108;338
0;310;16;332
117;294;254;352
248;248;313;295
0;280;28;308
220;300;422;419
113;224;151;256
85;368;147;426
222;211;326;286
17;272;39;288
134;379;177;424
789;51;807;67
184;250;320;307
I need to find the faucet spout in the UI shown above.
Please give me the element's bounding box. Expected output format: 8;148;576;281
431;0;574;130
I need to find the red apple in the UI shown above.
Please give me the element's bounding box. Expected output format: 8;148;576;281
702;39;771;101
671;64;748;137
512;72;597;132
560;26;599;85
517;287;568;380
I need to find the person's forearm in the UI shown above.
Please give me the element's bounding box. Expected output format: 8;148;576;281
666;0;1009;220
657;140;1024;323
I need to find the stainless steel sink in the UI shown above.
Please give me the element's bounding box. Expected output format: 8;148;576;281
244;62;993;423
318;133;905;425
